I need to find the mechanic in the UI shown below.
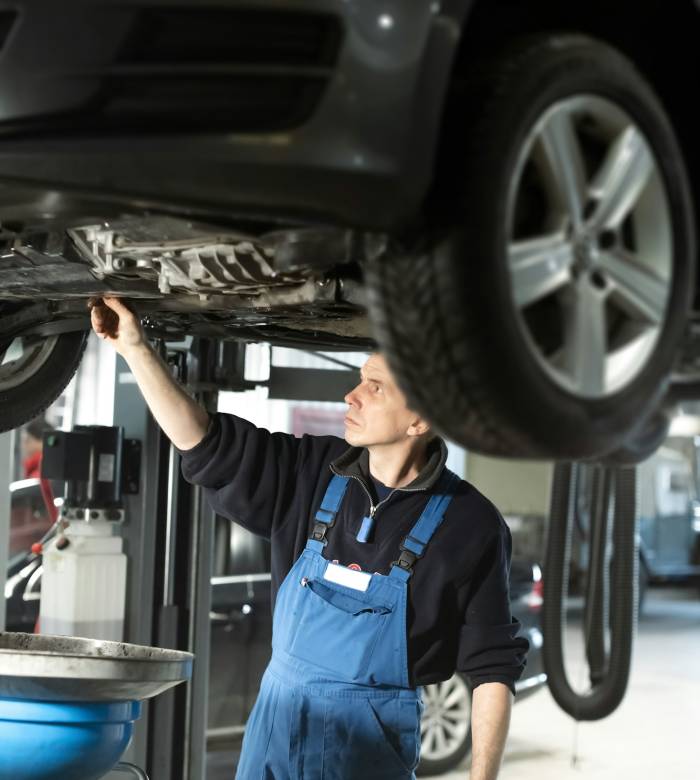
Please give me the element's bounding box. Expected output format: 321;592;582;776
90;295;529;780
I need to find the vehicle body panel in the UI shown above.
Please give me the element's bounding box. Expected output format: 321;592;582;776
0;0;473;231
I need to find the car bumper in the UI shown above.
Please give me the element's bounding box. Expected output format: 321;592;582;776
0;1;463;231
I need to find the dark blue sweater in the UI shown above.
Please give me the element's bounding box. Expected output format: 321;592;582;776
178;411;529;695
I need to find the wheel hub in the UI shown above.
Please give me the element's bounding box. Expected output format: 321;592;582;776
572;232;600;275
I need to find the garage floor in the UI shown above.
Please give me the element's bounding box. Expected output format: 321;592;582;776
438;586;700;780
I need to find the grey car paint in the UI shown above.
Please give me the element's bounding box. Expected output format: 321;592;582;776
0;1;476;231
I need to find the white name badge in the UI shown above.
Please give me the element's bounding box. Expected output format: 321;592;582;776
323;562;371;592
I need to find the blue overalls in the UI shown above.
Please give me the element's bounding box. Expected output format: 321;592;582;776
236;469;459;779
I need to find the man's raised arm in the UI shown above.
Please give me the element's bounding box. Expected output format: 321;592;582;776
89;295;210;451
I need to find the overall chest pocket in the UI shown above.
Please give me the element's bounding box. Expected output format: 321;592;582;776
288;578;393;682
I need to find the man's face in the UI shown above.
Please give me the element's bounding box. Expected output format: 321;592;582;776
343;354;427;447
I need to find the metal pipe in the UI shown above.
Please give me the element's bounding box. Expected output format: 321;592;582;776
163;442;178;607
114;762;150;779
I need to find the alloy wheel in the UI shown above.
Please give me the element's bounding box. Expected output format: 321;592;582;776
420;673;471;763
0;335;60;391
506;95;673;399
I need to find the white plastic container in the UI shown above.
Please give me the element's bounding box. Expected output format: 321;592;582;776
39;519;127;641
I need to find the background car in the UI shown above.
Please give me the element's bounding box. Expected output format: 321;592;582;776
568;445;700;611
5;486;546;777
0;2;698;462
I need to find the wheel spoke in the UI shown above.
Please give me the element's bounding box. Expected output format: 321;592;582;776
437;717;462;740
508;233;575;308
422;686;437;706
443;686;468;710
441;707;471;722
562;280;608;395
0;339;12;363
433;724;448;755
425;724;439;753
536;107;588;231
588;125;654;231
598;250;668;325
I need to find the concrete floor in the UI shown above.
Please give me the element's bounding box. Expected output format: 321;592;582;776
436;585;700;780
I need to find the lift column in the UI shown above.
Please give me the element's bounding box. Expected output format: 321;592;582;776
0;429;13;631
105;337;217;780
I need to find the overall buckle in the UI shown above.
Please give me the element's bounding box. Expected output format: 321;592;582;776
311;513;336;545
391;536;424;572
392;549;418;571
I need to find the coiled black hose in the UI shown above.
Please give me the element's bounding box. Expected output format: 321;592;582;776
543;462;638;720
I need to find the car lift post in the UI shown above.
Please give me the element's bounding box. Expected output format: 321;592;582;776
104;336;218;780
0;429;13;632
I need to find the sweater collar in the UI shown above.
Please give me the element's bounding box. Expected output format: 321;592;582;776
329;437;448;492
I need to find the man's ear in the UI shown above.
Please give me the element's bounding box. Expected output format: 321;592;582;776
407;418;431;437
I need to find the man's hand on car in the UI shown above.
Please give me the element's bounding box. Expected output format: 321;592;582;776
88;296;146;357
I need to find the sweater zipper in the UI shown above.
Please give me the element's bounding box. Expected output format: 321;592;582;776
331;467;427;523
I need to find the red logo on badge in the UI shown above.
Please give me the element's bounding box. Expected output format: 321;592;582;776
348;563;362;571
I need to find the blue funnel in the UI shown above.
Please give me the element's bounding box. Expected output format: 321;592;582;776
0;697;142;780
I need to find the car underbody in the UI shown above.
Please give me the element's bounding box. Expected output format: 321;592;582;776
0;215;379;351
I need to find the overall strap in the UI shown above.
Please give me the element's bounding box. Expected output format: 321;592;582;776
390;469;460;581
306;474;351;553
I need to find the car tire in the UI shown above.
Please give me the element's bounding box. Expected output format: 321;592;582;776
417;673;472;776
596;409;671;466
0;309;89;432
366;34;696;459
637;556;649;619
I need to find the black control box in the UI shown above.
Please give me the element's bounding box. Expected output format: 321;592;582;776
40;425;125;508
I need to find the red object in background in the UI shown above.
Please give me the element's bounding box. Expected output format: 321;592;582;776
22;451;58;524
38;477;58;524
23;451;42;479
526;579;544;611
